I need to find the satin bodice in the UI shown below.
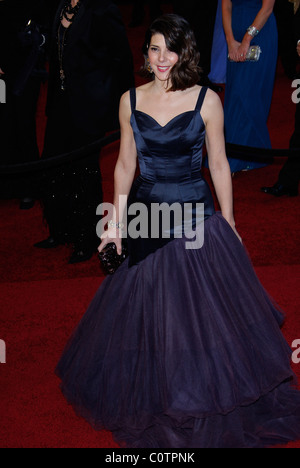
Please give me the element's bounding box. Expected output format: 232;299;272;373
131;88;205;181
131;87;206;184
128;86;215;265
130;86;215;204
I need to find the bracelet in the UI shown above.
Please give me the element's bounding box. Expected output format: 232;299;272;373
247;26;259;37
108;220;124;230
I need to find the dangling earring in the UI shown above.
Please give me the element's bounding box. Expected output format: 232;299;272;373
147;58;153;74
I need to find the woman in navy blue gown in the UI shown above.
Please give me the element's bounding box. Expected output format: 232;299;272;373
56;14;300;448
222;0;278;173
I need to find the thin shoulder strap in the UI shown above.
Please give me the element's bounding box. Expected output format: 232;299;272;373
195;86;208;112
129;88;136;112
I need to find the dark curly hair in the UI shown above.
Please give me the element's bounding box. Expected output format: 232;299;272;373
140;14;201;92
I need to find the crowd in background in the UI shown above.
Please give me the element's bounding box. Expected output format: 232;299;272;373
0;0;299;264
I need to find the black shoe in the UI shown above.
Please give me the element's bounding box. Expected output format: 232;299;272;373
34;236;60;248
20;198;35;210
261;182;298;197
68;247;94;264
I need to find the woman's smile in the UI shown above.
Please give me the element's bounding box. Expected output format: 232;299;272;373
156;65;171;73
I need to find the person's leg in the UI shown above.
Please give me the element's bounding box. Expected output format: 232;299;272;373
37;93;103;261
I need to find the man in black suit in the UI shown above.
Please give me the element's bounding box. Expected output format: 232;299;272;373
261;5;300;197
35;0;135;263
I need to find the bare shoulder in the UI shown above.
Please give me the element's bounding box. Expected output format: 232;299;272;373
120;89;131;107
183;85;220;108
121;83;153;112
203;87;222;108
202;88;223;124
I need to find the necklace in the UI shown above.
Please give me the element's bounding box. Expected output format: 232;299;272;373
57;23;68;91
60;0;81;24
57;1;81;91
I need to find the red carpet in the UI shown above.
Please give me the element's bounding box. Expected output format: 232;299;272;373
0;267;299;448
0;4;299;448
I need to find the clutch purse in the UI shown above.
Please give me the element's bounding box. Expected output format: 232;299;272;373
98;242;128;275
229;45;262;62
246;45;262;61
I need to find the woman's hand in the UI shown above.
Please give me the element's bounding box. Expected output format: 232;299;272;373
236;36;251;62
227;39;243;62
98;227;123;255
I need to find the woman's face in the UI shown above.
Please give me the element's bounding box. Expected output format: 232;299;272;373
148;33;179;82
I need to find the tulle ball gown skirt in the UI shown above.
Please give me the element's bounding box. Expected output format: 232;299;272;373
55;213;300;448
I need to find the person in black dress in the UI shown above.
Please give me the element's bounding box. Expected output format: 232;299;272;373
34;0;134;264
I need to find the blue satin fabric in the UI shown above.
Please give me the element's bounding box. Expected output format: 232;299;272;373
224;0;278;172
127;87;215;265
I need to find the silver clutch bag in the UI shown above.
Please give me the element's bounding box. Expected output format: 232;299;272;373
246;45;262;61
229;45;262;62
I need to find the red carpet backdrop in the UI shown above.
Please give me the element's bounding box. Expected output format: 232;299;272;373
0;3;299;448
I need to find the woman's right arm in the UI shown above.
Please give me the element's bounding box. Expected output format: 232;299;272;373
98;91;137;254
222;0;241;62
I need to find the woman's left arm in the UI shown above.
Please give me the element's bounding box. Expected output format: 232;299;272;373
203;90;242;242
238;0;275;60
